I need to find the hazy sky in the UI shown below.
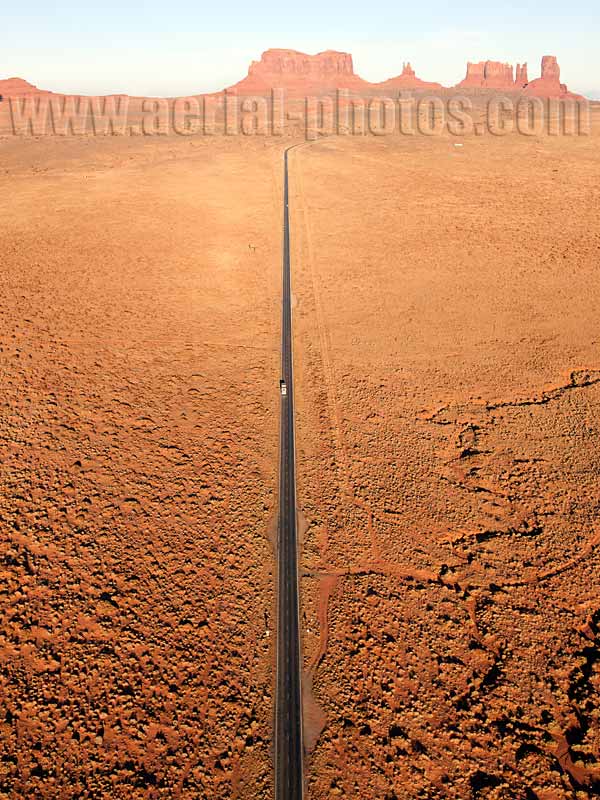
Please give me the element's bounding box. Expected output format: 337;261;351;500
2;1;599;97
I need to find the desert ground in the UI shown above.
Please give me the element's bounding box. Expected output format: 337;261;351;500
293;123;600;798
1;108;600;800
0;134;283;798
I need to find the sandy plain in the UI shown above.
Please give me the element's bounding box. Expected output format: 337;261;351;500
292;123;600;798
1;107;600;800
0;134;283;798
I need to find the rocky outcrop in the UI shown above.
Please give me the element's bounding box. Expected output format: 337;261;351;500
542;55;560;81
457;61;519;90
251;48;355;79
375;62;442;92
230;51;443;95
515;63;529;87
524;55;580;99
455;56;582;97
0;77;52;97
230;49;368;94
0;50;586;101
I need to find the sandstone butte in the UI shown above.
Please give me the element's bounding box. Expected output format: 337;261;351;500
0;50;585;102
457;60;530;90
373;62;442;92
228;49;368;94
523;55;580;99
0;77;53;97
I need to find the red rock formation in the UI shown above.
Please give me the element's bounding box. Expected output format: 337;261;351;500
375;62;443;92
515;63;529;88
0;77;52;97
229;49;369;94
524;55;580;98
229;49;441;95
542;55;560;81
454;56;583;95
457;61;517;90
0;51;586;101
460;61;484;86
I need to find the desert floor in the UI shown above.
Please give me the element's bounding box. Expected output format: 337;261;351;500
1;115;600;800
293;125;600;799
0;134;283;798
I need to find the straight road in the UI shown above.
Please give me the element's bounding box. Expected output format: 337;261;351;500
275;146;304;800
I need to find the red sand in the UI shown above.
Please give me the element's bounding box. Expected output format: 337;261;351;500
292;128;600;798
1;107;599;799
0;135;283;798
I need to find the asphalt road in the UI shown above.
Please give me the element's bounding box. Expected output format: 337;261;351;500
275;146;304;800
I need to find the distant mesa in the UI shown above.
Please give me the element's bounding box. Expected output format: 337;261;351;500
0;51;586;101
229;49;368;94
229;50;580;99
230;50;442;94
253;48;355;79
455;55;580;98
457;61;529;90
0;77;52;97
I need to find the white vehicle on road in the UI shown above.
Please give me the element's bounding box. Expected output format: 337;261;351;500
280;380;287;396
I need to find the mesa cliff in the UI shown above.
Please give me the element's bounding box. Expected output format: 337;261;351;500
0;51;585;100
230;50;443;94
229;49;368;94
455;55;580;98
0;77;53;97
457;61;529;90
228;50;581;98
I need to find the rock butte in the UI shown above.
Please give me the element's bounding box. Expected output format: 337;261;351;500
374;62;442;92
523;55;580;99
457;61;529;90
0;51;585;99
229;49;369;94
0;77;53;97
